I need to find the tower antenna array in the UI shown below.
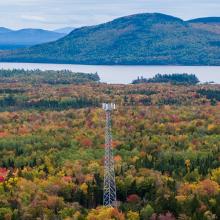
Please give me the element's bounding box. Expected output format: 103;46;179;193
102;103;117;207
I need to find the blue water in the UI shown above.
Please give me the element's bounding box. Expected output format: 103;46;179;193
0;62;220;84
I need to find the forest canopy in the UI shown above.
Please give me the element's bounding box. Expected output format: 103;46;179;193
0;69;219;220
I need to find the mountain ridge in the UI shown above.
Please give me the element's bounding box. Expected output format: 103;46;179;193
54;27;75;34
188;17;220;23
0;27;13;34
1;13;220;65
0;28;66;50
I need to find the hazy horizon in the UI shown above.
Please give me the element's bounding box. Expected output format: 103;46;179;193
0;0;220;30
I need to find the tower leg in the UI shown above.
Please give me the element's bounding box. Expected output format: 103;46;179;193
103;110;117;207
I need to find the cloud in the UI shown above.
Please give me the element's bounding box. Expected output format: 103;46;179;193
21;15;46;22
0;0;219;29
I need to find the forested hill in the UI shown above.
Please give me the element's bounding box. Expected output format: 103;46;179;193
1;13;220;65
188;17;220;35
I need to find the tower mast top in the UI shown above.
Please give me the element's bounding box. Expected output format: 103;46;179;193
102;103;116;111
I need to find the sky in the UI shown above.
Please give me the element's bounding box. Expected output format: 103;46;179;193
0;0;220;30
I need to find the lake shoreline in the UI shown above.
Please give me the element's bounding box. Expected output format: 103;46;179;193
1;61;220;67
0;62;220;84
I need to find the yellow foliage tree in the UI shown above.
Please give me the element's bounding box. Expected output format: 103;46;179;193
87;207;125;220
185;159;191;173
80;183;88;194
211;167;220;184
127;211;140;220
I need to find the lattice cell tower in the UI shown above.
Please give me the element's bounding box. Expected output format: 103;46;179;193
102;103;117;207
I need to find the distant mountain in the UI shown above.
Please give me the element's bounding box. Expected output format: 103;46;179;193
1;13;220;65
0;28;66;50
0;27;13;34
54;27;75;34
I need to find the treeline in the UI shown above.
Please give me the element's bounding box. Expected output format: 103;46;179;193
0;69;100;84
132;74;199;85
26;98;100;110
0;89;25;94
197;89;220;101
0;96;99;111
126;89;158;96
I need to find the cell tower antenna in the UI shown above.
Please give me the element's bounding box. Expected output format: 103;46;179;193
102;103;117;207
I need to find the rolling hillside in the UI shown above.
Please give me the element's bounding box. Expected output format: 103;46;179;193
0;13;220;65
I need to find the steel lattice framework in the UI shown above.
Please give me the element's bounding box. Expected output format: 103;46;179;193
102;103;117;207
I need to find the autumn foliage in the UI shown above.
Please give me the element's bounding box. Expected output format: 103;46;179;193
0;70;219;219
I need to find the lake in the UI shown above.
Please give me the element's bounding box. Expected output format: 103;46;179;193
0;62;220;84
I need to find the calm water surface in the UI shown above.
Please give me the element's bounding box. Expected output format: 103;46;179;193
0;62;220;84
